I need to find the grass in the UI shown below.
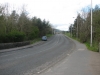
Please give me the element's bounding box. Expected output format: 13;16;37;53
65;32;70;37
65;33;80;42
85;42;99;52
65;32;99;52
30;38;41;44
46;34;53;37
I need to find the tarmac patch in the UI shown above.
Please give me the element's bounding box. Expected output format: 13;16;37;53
78;49;85;51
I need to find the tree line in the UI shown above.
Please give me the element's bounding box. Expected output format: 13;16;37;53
69;5;100;51
0;4;52;43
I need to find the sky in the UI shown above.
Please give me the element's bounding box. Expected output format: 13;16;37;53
0;0;100;31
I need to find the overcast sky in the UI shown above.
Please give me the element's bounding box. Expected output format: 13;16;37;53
0;0;100;31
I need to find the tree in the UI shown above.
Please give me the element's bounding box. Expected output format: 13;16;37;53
32;17;52;37
0;3;52;43
70;5;100;51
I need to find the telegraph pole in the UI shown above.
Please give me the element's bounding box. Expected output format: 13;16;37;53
90;0;92;47
77;13;78;39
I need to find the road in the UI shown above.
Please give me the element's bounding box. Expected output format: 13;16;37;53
0;34;75;75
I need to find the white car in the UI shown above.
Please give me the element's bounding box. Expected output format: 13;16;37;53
42;36;47;41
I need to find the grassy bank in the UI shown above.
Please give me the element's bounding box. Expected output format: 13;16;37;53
85;42;99;52
31;38;41;44
65;32;99;52
46;34;53;37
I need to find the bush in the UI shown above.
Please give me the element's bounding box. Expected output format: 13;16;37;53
7;30;25;42
0;34;6;43
28;26;39;40
29;31;35;40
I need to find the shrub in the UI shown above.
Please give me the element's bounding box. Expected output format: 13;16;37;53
7;30;25;42
0;34;6;43
28;26;39;40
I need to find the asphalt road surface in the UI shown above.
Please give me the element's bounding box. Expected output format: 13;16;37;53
0;34;75;75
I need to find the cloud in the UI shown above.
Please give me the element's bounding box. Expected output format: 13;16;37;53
0;0;100;31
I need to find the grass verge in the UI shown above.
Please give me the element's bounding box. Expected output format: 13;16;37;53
46;34;53;37
85;42;99;52
65;32;99;52
30;38;41;44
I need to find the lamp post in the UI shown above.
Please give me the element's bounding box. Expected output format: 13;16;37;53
77;13;78;39
71;24;72;37
90;0;92;47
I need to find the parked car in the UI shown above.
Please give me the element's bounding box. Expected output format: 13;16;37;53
42;36;47;41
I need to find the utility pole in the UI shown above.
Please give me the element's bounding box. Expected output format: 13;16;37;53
77;12;78;39
90;0;92;47
71;24;72;37
52;28;54;35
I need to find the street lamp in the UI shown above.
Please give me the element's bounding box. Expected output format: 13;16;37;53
77;13;78;39
71;24;72;37
90;0;92;47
